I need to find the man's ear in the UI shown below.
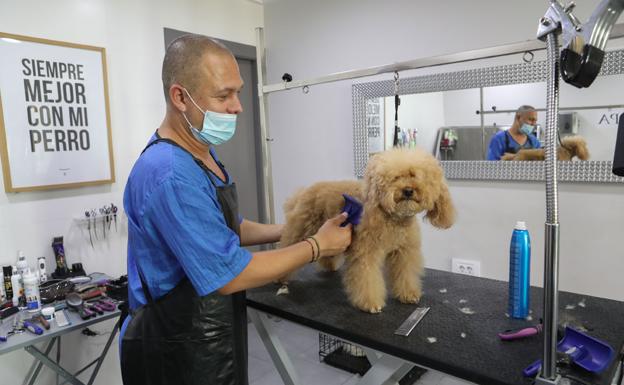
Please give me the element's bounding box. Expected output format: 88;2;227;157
169;85;188;112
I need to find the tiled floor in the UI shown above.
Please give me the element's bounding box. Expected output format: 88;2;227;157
248;317;477;385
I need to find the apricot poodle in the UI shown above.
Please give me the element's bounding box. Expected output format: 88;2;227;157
280;148;456;313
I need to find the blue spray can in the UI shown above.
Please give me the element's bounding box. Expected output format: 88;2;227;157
508;221;531;319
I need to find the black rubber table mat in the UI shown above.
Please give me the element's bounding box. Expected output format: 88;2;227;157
247;266;624;385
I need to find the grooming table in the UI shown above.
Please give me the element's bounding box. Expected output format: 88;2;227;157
247;266;624;385
0;307;121;385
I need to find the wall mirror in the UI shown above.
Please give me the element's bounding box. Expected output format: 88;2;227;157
353;46;624;183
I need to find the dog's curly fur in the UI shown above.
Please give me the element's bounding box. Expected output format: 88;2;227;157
501;135;590;161
280;148;456;313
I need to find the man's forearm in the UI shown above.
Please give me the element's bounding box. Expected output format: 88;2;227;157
239;219;283;246
218;241;312;294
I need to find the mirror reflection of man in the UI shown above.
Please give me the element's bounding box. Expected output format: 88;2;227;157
487;105;541;160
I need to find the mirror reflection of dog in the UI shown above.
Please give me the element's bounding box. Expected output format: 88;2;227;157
279;148;456;313
501;135;589;161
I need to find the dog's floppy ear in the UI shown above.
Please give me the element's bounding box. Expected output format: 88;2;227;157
425;182;456;229
575;139;590;160
363;154;383;203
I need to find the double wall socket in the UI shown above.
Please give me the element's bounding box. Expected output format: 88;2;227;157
451;258;481;277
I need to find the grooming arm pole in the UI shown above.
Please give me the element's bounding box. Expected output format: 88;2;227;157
535;30;562;385
535;1;624;383
536;2;565;383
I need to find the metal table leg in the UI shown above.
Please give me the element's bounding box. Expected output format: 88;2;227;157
249;309;301;385
357;352;413;385
24;345;83;385
86;319;119;385
362;347;381;365
249;308;416;385
22;319;120;385
24;338;57;385
58;320;120;385
57;337;61;385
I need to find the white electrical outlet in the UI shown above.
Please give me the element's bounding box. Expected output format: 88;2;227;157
451;258;481;277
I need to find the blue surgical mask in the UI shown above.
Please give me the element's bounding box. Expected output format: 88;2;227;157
181;89;237;145
520;123;534;136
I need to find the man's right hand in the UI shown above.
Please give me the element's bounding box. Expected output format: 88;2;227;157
314;212;353;258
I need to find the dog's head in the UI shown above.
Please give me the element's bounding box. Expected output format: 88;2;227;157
363;148;455;228
559;135;590;161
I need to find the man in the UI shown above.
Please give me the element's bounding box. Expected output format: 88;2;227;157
120;34;352;385
487;105;541;160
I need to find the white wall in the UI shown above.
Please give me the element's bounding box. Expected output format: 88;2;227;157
263;0;624;304
0;1;262;384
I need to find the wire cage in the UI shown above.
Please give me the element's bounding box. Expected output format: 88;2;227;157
318;333;371;375
318;333;428;383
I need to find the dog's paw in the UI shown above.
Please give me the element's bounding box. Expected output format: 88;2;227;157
365;305;383;314
357;303;383;313
395;289;422;304
276;284;290;296
354;299;385;314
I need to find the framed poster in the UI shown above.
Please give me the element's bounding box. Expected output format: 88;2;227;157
0;32;114;192
366;97;385;155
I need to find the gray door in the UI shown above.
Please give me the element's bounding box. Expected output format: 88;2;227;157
163;28;264;223
216;58;261;222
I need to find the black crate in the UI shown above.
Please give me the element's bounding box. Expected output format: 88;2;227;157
319;333;370;375
318;333;427;383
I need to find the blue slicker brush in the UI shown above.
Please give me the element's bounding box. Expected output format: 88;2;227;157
341;194;363;227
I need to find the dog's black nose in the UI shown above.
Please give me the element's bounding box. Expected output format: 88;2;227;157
403;188;414;198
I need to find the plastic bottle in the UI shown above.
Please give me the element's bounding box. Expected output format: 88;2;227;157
38;257;47;283
3;266;13;302
11;266;23;308
0;269;5;302
23;269;41;312
508;221;531;319
16;251;29;277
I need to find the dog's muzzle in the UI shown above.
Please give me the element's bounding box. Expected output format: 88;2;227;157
399;188;420;204
393;199;421;219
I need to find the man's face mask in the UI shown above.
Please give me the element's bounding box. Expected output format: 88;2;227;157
181;88;237;145
520;123;535;136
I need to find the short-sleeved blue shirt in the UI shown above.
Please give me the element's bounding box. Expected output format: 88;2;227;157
487;130;541;160
123;134;252;312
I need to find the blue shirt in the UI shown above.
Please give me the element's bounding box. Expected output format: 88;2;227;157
120;134;252;342
487;130;541;160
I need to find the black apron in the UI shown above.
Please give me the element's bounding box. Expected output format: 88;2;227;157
121;138;248;385
504;131;536;154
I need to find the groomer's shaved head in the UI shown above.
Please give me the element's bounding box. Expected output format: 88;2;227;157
511;104;538;134
515;105;536;120
162;34;233;102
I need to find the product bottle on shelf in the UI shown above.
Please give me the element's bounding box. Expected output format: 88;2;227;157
16;251;29;277
508;221;531;319
0;269;5;302
3;266;13;303
23;269;41;312
11;265;24;308
38;257;47;283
